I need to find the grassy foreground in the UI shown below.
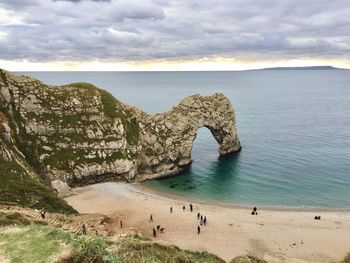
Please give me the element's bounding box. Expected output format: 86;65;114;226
0;212;348;263
0;225;225;263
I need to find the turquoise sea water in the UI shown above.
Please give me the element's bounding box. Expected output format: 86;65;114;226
21;70;350;208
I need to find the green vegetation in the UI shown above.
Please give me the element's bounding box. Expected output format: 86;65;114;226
0;212;31;226
0;226;68;263
0;226;225;263
116;235;225;263
69;82;99;90
124;113;140;145
99;89;122;119
99;89;140;145
230;255;268;263
0;158;76;214
340;253;350;263
0;226;121;263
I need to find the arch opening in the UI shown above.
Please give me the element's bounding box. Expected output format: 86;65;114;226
190;127;220;166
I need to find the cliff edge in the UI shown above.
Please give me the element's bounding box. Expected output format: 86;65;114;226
0;69;241;191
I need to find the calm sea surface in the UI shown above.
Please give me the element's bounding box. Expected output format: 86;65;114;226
21;70;350;208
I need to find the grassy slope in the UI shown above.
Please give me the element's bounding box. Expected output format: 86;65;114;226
0;158;77;214
1;224;348;263
0;225;225;263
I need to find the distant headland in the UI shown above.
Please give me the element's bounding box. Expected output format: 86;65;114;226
261;65;345;71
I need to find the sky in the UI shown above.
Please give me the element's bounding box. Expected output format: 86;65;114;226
0;0;349;71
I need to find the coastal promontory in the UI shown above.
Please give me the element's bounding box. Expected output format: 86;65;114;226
0;69;241;195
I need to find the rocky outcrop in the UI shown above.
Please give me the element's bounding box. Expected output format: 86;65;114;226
0;69;241;187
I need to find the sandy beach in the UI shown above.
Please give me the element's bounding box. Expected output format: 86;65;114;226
65;182;350;263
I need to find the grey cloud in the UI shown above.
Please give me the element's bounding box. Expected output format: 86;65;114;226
54;0;111;2
0;0;349;62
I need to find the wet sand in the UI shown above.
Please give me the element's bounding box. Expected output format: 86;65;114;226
65;182;350;263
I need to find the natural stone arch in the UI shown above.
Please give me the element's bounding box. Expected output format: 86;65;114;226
138;93;241;180
0;69;241;184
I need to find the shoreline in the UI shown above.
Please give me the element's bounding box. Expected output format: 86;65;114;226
65;182;350;263
136;182;350;212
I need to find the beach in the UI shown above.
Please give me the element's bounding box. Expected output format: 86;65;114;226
65;182;350;263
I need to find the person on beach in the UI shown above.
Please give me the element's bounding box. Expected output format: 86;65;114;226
157;225;161;231
160;227;165;233
40;209;46;220
170;207;173;213
153;228;156;237
197;212;200;219
150;214;153;222
204;216;207;225
197;226;200;234
82;223;87;235
183;205;185;211
200;215;203;221
120;220;123;228
190;204;193;212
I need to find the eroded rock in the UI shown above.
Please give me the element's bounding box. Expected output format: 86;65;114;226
0;68;241;186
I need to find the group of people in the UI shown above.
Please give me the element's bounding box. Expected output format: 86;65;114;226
150;214;166;237
152;224;165;237
197;213;207;225
251;207;258;215
151;203;209;237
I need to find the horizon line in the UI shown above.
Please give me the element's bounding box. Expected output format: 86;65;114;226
11;65;349;72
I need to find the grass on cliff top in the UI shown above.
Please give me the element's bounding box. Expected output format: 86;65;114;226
116;235;225;263
0;225;225;263
0;159;77;215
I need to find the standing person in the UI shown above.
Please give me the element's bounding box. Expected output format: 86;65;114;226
40;210;46;220
150;214;153;222
120;220;123;228
204;216;207;225
183;205;185;212
190;204;193;212
153;228;156;237
197;212;200;219
82;223;87;235
197;226;200;234
170;207;173;213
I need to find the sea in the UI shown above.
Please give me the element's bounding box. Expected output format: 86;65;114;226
20;70;350;208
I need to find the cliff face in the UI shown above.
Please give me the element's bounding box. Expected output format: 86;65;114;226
0;69;241;188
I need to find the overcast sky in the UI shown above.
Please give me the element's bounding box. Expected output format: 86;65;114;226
0;0;349;70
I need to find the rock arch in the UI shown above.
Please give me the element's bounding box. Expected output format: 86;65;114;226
138;93;241;180
0;69;241;184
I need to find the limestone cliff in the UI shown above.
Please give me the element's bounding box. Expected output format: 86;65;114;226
0;69;241;189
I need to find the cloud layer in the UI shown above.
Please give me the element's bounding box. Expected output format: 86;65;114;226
0;0;349;63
